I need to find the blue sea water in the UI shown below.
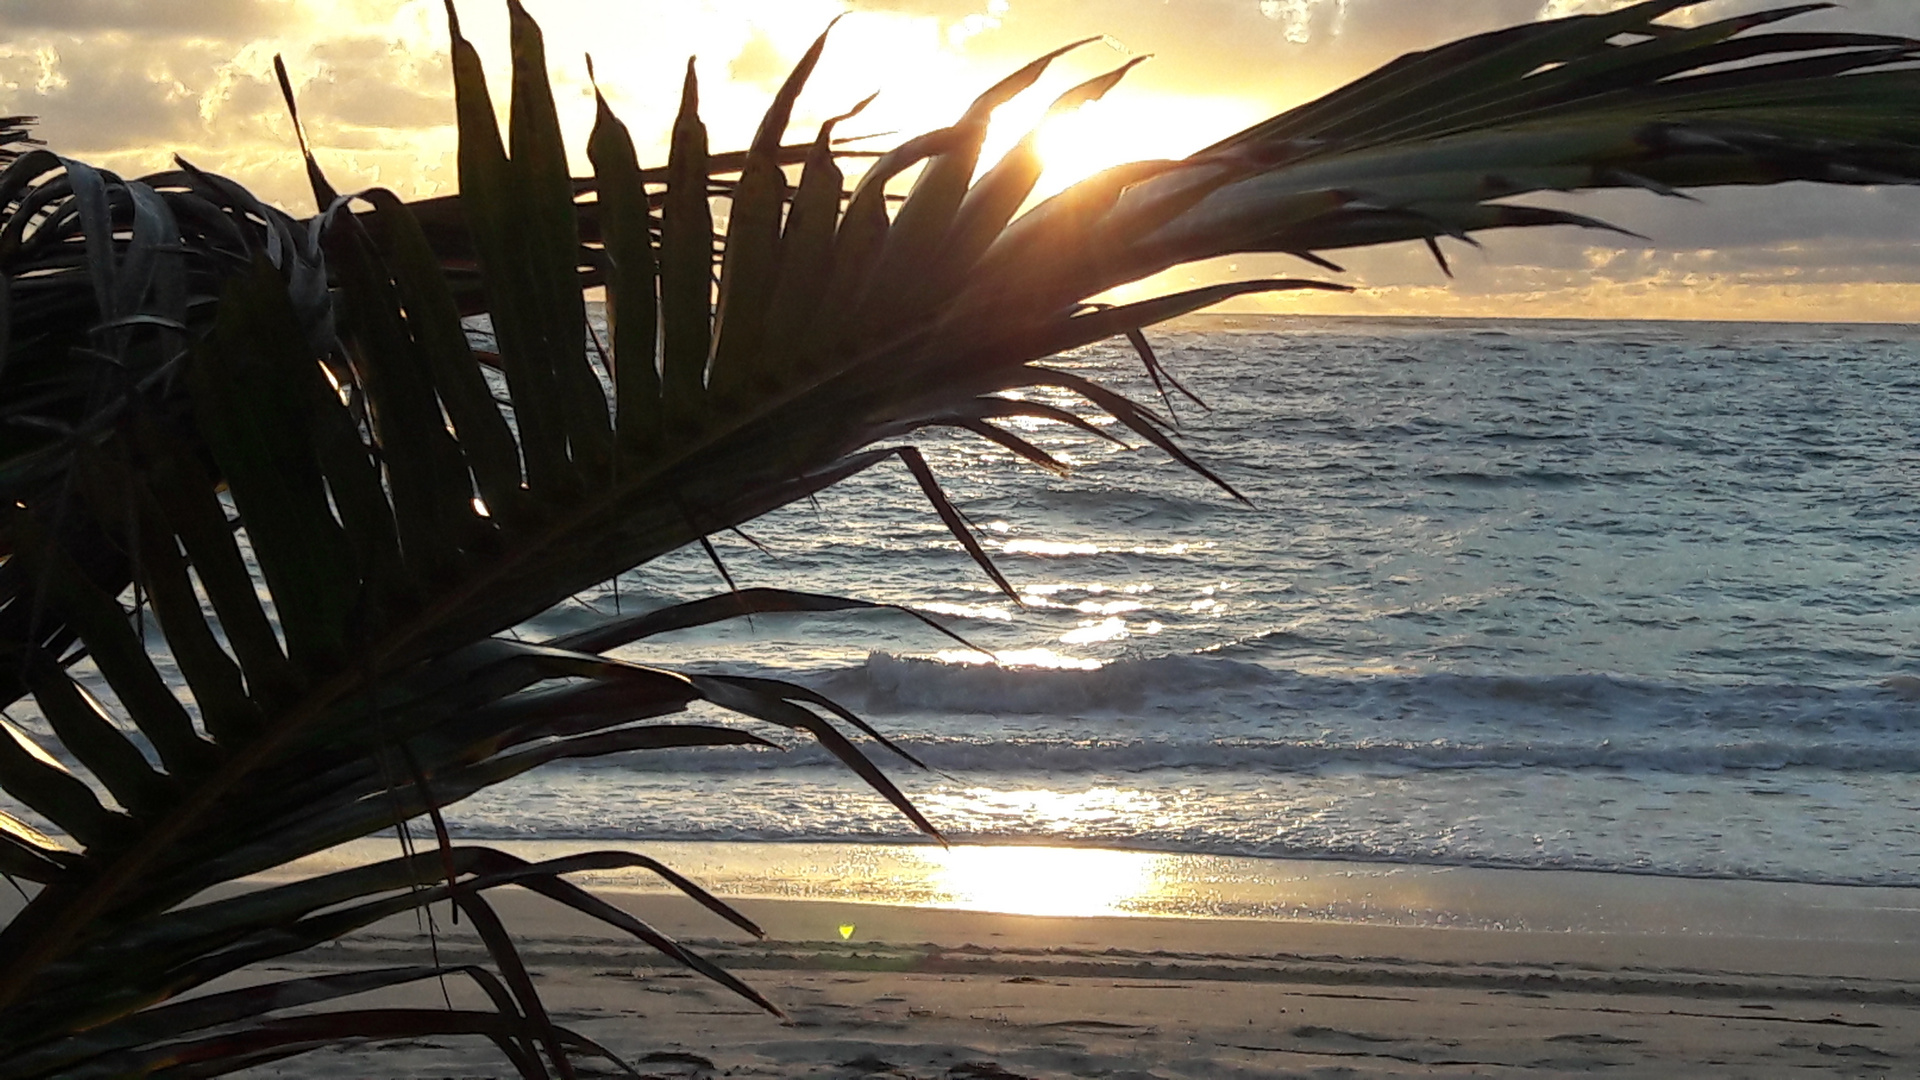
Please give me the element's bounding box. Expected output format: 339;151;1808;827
452;315;1920;888
12;316;1916;891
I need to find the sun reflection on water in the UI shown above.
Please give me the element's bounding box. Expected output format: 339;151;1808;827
1059;616;1129;644
919;845;1167;917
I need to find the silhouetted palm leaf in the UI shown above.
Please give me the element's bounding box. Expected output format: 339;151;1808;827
0;0;1914;1074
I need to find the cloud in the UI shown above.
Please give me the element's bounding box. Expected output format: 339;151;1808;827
0;0;462;205
296;36;453;132
2;37;239;152
0;0;297;36
728;27;792;88
4;0;1914;318
834;0;1574;119
1258;0;1349;45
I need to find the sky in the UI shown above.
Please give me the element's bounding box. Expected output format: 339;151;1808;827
4;0;1918;321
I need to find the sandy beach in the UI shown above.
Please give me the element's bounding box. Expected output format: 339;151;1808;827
212;842;1920;1078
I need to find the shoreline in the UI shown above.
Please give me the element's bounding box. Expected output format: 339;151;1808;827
267;837;1920;940
233;843;1920;1078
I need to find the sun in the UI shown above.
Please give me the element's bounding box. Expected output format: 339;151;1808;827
1011;87;1269;201
924;843;1167;917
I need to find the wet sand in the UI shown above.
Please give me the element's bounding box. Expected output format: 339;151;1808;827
229;843;1920;1078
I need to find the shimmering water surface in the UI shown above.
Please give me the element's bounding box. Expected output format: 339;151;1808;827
33;316;1920;888
443;316;1920;886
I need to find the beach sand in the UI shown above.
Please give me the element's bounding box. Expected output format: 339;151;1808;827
205;842;1920;1078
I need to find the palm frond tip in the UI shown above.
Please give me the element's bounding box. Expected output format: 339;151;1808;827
0;0;1913;1075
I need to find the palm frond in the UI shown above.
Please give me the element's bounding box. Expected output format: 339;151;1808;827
0;117;38;166
0;0;1913;1074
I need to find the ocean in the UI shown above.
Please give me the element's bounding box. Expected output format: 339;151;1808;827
451;315;1920;891
9;315;1917;899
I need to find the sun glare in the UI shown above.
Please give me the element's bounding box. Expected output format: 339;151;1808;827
925;845;1165;917
1021;89;1266;199
424;5;1272;215
1026;97;1142;197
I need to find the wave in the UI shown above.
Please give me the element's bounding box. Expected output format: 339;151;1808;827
813;651;1276;714
434;821;1920;891
549;652;1920;777
569;732;1920;777
804;651;1915;726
